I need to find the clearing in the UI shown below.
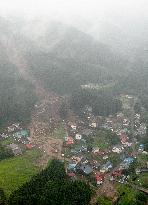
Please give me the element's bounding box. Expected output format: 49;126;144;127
0;149;41;196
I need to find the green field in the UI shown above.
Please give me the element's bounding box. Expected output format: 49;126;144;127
53;124;67;139
0;149;41;196
135;173;148;188
1;137;14;146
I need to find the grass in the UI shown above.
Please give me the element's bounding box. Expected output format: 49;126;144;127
53;124;67;139
135;173;148;188
137;153;148;167
93;131;109;149
0;148;41;196
1;137;14;146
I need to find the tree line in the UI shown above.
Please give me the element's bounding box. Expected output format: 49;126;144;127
6;159;92;205
0;51;37;126
70;88;122;117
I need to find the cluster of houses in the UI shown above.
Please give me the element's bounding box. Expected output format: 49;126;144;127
0;123;34;156
134;114;147;136
60;99;148;186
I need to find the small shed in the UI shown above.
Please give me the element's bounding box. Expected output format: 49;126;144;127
75;134;82;140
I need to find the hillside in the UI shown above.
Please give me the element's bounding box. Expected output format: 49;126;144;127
21;21;130;94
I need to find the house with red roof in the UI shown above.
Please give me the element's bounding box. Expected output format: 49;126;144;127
95;173;104;185
66;137;74;145
26;143;33;149
120;133;129;145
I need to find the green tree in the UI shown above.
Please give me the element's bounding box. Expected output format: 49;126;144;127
96;196;112;205
0;188;6;205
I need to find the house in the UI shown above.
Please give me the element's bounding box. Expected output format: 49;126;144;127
92;147;100;154
26;143;33;149
71;125;77;130
112;146;123;154
68;172;76;177
120;157;134;170
89;122;97;128
79;164;93;175
95;173;104;185
100;161;113;173
13;130;29;139
103;155;109;160
67;172;76;180
91;160;100;169
8;123;20;133
7;143;22;156
123;157;134;164
105;161;113;169
120;133;129;145
81;157;89;164
85;105;92;113
81;129;93;138
75;133;82;140
137;123;147;135
71;156;82;164
112;170;122;177
100;166;107;173
66;137;74;145
67;161;77;171
8;126;15;133
138;144;144;152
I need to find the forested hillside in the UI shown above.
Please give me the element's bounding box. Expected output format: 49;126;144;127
70;88;122;117
23;22;129;94
8;160;92;205
0;43;37;126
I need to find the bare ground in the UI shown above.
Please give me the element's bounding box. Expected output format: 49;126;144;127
1;34;63;166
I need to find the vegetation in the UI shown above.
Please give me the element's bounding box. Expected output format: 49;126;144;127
96;196;112;205
0;143;13;161
8;159;92;205
93;130;120;148
0;52;37;126
59;102;69;119
0;149;41;196
0;188;6;205
70;89;122;117
116;184;148;205
53;124;67;139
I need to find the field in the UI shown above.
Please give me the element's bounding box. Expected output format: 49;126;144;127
135;173;148;188
0;149;41;196
1;137;14;146
53;124;67;139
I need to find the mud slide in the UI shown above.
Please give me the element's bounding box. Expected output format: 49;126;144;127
0;33;63;165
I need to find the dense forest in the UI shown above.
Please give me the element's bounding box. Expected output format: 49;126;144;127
0;143;13;161
70;88;122;117
23;22;129;95
8;160;92;205
0;48;37;126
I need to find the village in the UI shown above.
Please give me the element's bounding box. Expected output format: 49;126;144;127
61;94;148;192
0;94;148;197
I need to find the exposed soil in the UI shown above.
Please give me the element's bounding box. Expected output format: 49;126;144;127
1;34;63;166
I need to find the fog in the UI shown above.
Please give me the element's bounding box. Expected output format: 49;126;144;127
0;0;147;25
0;1;148;203
0;0;148;53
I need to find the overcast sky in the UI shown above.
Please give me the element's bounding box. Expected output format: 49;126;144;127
0;0;147;23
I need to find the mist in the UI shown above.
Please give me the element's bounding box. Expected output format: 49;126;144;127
0;1;148;205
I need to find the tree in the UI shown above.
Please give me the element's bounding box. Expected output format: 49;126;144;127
96;196;112;205
59;102;68;119
0;144;13;161
8;160;92;205
0;188;6;205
